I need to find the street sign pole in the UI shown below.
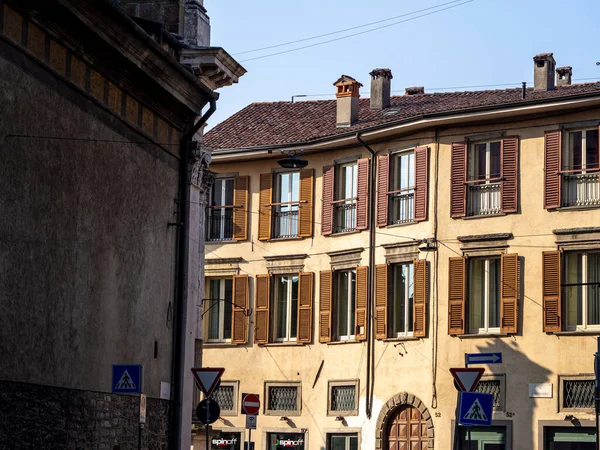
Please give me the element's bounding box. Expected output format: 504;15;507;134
247;427;251;450
206;397;210;450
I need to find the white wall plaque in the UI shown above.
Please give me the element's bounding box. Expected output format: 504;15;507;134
160;381;171;400
529;383;552;398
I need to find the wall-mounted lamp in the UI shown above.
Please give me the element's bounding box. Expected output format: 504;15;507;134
278;150;308;169
335;416;344;421
280;416;289;421
419;238;437;252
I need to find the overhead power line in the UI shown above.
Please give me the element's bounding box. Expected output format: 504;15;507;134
238;0;474;63
233;0;463;56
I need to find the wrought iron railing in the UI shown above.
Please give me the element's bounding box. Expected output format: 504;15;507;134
563;379;595;409
390;191;414;224
206;209;234;241
331;385;356;411
334;200;357;233
272;206;299;238
268;386;298;411
562;172;600;207
468;182;501;216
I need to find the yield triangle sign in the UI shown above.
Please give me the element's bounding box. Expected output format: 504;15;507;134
192;367;225;396
450;368;484;392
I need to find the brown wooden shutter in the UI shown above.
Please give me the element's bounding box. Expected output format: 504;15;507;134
377;155;389;227
258;173;272;241
500;253;518;334
542;251;562;332
355;266;368;341
375;264;388;339
319;270;333;342
544;131;562;209
233;176;249;241
501;137;519;213
356;158;370;230
321;165;334;235
254;274;270;344
414;146;429;222
413;259;427;337
298;169;314;238
448;257;466;335
297;272;314;343
232;274;249;344
450;142;467;218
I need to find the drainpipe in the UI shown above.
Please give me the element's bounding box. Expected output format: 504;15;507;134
356;132;376;419
171;97;217;450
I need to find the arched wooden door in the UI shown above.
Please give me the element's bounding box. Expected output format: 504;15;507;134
386;405;428;450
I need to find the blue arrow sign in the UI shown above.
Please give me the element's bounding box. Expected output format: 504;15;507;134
459;392;494;426
466;352;502;365
112;364;142;394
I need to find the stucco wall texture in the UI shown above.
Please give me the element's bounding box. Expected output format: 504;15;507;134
0;26;178;443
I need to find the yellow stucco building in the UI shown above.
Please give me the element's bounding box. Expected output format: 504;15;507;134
197;54;600;450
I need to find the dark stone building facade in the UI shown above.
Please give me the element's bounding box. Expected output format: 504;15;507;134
0;0;243;448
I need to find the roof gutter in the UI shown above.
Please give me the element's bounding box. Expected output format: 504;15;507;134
211;93;600;161
355;132;376;419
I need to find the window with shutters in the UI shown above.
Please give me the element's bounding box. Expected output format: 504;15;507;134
564;251;600;331
469;257;501;334
390;262;414;337
334;269;357;340
562;129;600;207
328;380;359;416
207;178;234;241
272;275;299;342
273;172;300;238
205;278;233;342
467;140;502;216
334;162;358;233
265;382;301;415
389;150;415;223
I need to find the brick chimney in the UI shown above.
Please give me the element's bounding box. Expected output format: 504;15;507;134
334;75;363;127
556;66;572;86
369;68;392;110
533;53;556;91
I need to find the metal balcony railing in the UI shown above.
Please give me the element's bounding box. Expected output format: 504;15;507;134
206;209;234;241
333;199;357;233
562;172;600;207
468;182;501;216
272;206;299;239
390;191;414;224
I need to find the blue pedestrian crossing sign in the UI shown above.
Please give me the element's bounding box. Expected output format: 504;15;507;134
112;364;142;394
459;392;493;426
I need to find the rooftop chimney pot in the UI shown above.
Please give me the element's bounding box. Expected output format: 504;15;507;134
405;86;425;95
556;66;573;86
369;68;392;110
333;75;363;127
533;53;556;91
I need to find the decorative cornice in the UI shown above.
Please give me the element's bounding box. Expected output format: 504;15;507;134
264;254;308;261
457;233;513;242
553;227;600;235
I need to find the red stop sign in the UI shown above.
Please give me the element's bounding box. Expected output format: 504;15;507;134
242;393;260;415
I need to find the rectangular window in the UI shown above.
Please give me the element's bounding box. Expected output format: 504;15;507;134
206;278;233;342
544;427;596;449
267;433;305;450
475;375;505;411
265;382;301;415
327;434;358;450
207;381;238;415
273;171;300;238
562;129;600;207
469;257;501;334
335;269;356;340
560;376;595;411
389;150;415;223
328;380;358;416
334;162;358;233
467;140;502;216
207;178;234;241
564;251;600;331
459;426;506;450
272;275;299;342
389;262;414;337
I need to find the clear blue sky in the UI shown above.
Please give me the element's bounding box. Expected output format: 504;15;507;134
206;0;600;130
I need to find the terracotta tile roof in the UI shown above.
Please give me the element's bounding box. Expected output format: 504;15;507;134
204;83;600;150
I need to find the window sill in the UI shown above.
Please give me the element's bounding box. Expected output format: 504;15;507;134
264;411;301;417
383;336;420;342
202;342;243;348
330;230;362;237
268;236;303;242
556;205;600;212
553;331;600;336
259;342;307;347
461;213;507;220
326;339;364;345
206;239;237;245
455;333;508;339
327;412;358;417
387;221;417;228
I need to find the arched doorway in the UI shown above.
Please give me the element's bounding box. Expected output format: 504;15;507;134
386;405;428;450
